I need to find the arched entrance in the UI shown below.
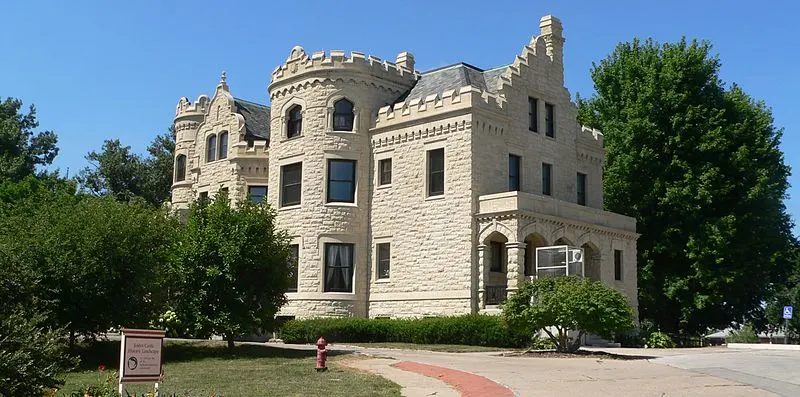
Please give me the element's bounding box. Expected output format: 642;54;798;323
483;231;508;306
582;242;601;281
523;233;548;277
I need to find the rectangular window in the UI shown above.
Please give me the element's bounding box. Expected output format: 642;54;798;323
327;159;356;203
508;155;520;191
248;186;267;204
545;103;555;137
614;250;623;281
376;243;390;279
206;135;217;162
528;97;538;132
379;158;392;186
577;172;587;206
281;162;302;207
324;243;354;292
198;191;208;203
542;163;552;196
427;148;444;196
490;241;504;272
287;244;299;292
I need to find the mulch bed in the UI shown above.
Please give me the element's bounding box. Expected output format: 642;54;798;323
499;349;655;360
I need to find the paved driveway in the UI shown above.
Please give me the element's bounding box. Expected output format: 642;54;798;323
650;347;800;397
344;346;777;397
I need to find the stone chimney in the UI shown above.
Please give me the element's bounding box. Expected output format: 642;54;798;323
395;52;415;72
539;15;564;83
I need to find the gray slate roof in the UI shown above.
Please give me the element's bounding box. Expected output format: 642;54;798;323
233;98;271;141
398;63;507;104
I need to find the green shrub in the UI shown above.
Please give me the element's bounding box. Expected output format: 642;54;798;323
727;324;760;343
0;310;77;396
280;315;528;347
646;331;675;348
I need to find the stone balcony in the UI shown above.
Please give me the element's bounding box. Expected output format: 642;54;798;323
476;191;636;233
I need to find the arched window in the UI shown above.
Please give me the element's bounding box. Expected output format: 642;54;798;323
207;134;217;162
218;131;228;160
333;98;354;131
175;154;186;182
287;105;302;138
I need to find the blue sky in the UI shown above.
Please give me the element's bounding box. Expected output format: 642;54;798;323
2;1;798;234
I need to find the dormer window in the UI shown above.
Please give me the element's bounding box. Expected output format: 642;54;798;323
333;98;354;131
218;131;228;160
287;105;302;138
206;135;217;162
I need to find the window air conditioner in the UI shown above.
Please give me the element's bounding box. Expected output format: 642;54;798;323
569;249;583;263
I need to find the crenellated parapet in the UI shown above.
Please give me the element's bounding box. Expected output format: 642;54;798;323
269;46;418;99
374;86;502;130
175;95;210;119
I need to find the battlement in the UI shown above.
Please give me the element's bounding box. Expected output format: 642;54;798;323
269;46;419;90
175;94;210;119
374;85;502;129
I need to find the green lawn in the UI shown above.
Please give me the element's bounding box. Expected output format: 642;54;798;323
338;342;508;353
58;340;400;397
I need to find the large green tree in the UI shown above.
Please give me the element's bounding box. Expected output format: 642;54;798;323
169;193;292;351
578;38;795;335
79;127;175;207
0;190;176;345
0;97;58;182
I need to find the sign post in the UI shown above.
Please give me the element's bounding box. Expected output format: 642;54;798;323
783;306;793;345
119;328;166;397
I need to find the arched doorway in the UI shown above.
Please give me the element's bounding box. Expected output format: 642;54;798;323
524;233;548;277
582;242;601;281
483;231;508;305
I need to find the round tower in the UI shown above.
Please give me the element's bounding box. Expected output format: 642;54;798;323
171;94;209;211
267;46;417;318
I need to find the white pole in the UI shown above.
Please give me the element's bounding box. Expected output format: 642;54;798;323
118;382;125;397
154;382;160;397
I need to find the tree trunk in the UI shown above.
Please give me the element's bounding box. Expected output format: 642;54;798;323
568;331;584;353
69;329;76;350
226;335;235;353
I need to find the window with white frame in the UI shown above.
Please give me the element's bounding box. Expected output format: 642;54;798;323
281;162;302;206
324;243;353;292
427;148;444;196
376;242;390;279
378;158;392;186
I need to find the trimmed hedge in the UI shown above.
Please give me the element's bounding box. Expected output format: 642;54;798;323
279;314;528;347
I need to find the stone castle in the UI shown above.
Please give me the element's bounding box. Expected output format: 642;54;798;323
171;15;639;319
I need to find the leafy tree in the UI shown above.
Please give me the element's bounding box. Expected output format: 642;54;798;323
79;139;145;202
577;38;795;336
169;193;292;351
0;191;176;345
503;277;635;352
0;97;58;182
79;128;175;207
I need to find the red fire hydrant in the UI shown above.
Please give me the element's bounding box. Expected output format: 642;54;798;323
315;336;328;372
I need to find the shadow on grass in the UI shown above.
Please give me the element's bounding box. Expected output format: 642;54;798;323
73;340;351;371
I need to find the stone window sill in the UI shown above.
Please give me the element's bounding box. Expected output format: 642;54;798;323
278;204;302;211
425;194;445;201
281;135;304;143
377;184;392;190
374;278;391;284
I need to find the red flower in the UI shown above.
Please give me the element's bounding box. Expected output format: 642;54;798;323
97;364;107;372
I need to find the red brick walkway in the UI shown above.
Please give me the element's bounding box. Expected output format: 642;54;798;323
392;361;515;397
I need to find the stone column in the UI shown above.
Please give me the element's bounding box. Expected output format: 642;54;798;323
477;244;487;310
505;242;526;294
